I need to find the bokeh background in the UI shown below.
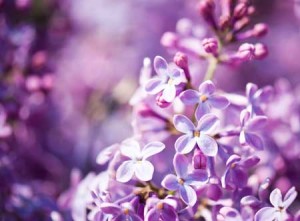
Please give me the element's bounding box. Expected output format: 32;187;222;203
0;0;300;220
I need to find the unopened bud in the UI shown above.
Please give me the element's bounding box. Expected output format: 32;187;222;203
198;0;217;29
253;23;268;37
160;32;178;48
237;43;255;61
193;149;207;169
254;43;268;59
234;3;248;19
202;38;218;55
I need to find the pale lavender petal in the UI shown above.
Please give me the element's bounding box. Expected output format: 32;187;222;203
254;207;276;221
142;141;165;160
197;113;219;133
246;83;258;100
145;78;166;94
114;214;142;221
120;139;140;159
246;116;268;132
162;84;176;102
179;184;197;206
173;114;195;134
241;196;261;207
174;153;189;178
195;102;210;121
100;203;121;215
238;155;260;168
270;188;283;208
135;160;154;181
145;208;160;221
208;94;230;109
240;109;251;126
197;134;218;157
179;89;200;105
244;132;264;150
170;68;183;85
161;174;179;191
185;170;208;185
283;186;297;209
219;207;243;221
96;144;119;165
154;56;169;77
255;86;273;103
239;130;247;146
199;80;215;95
226;154;241;167
116;161;135;183
175;135;196;154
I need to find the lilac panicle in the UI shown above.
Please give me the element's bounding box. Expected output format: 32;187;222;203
161;154;208;206
179;80;230;120
145;56;186;103
116;139;165;182
254;187;297;221
173;113;219;156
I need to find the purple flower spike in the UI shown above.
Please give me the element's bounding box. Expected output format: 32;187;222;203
101;202;142;221
145;56;185;102
254;187;297;221
179;80;230;120
161;154;208;206
173;114;219;156
116;139;165;182
239;109;268;150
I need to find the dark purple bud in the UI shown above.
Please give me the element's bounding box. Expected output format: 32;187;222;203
161;32;178;48
202;38;218;55
206;184;222;201
237;43;255;61
253;23;268;37
234;3;248;19
174;52;191;82
198;0;218;30
254;43;268;59
193;149;207;169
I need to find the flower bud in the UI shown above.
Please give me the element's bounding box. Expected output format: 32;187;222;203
206;183;222;201
198;0;217;29
234;3;248;19
253;23;268;37
174;52;191;81
193;149;207;169
202;38;218;55
237;43;255;61
254;43;268;59
160;32;178;48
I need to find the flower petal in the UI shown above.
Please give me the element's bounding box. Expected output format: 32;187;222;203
283;186;297;209
142;141;165;160
96;144;119;165
208;94;230;109
240;109;251;126
175;135;196;154
197;134;218;157
174;153;189;178
197;113;219;133
173;114;195;134
179;89;200;105
162;84;176;102
246;83;258;100
116;161;135;183
238;155;260;168
145;208;160;221
161;174;179;191
170;68;184;85
135;160;154;181
185;170;208;185
245;116;268;132
154;56;169;77
256;86;273;103
270;188;283;208
195;102;210;121
179;185;197;206
199;80;215;95
100;203;121;215
120;139;140;159
145;78;166;94
254;207;276;221
244;132;264;150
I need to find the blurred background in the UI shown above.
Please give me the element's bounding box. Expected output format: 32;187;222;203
0;0;299;220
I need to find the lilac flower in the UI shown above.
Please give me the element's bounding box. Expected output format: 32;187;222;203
0;107;12;138
179;80;229;120
161;154;208;206
221;154;260;189
246;83;273;115
255;187;297;221
144;197;179;221
239;109;268;150
101;202;142;221
173;113;219;156
145;56;185;102
116;139;165;182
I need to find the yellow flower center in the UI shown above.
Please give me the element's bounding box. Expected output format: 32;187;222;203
168;78;174;85
193;131;200;137
123;208;129;215
178;178;185;185
156;202;164;210
200;95;208;102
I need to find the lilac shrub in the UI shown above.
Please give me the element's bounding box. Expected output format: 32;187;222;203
66;1;300;221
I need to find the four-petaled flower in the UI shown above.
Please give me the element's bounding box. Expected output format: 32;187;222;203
173;113;219;156
239;109;268;150
145;56;185;102
101;202;142;221
116;139;165;182
161;154;208;206
179;80;229;120
254;187;297;221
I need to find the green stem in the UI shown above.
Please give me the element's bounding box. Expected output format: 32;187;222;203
204;57;218;81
